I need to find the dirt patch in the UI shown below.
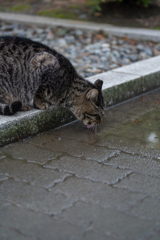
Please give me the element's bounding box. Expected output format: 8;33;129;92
97;1;160;28
0;0;160;28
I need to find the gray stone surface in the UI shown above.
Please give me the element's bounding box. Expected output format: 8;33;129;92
0;88;160;239
127;196;160;221
115;172;160;196
0;158;71;188
113;55;160;76
55;201;154;239
0;201;82;240
44;156;132;184
2;21;159;78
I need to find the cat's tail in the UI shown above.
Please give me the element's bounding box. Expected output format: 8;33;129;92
0;101;22;115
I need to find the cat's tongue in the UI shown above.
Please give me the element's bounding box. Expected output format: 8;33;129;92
87;123;94;129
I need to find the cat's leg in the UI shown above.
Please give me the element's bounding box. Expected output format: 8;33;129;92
0;91;22;115
33;86;50;110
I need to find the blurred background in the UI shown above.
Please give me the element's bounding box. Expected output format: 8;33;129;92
0;0;160;28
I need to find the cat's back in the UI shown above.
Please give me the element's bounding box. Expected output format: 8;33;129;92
0;36;73;73
0;36;55;60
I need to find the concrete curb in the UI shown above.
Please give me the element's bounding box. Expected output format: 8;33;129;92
88;55;160;106
0;107;76;147
0;12;160;42
0;13;160;146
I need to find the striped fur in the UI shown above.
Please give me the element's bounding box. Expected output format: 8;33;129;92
0;101;22;115
0;36;104;125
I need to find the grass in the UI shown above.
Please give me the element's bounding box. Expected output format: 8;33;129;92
154;26;160;30
38;8;77;20
86;0;102;12
9;4;31;12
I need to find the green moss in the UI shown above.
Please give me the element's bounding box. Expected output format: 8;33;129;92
38;8;77;19
154;26;160;30
86;0;102;12
86;0;100;6
0;107;76;147
10;4;31;12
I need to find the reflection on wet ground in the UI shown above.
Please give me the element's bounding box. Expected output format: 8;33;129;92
0;88;160;240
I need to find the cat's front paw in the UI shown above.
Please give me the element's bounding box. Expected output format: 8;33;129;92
34;101;50;110
39;102;49;110
21;105;31;111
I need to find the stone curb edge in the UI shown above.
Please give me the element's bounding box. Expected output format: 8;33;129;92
0;55;160;146
0;12;160;42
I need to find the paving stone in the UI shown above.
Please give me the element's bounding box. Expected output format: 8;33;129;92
44;156;132;184
0;149;5;158
0;226;33;240
108;153;160;178
0;201;82;240
0;175;8;182
127;196;160;221
149;226;160;240
96;108;160;160
0;158;71;188
0;200;11;211
77;231;115;240
52;176;145;211
115;173;160;197
151;233;160;240
97;87;160;133
0;70;160;238
29;135;118;163
98;137;160;161
56;201;154;240
0;180;76;215
2;142;60;164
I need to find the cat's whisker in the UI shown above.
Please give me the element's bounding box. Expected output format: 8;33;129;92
88;127;93;133
87;123;99;134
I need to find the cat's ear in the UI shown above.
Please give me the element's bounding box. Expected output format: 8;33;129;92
94;79;103;91
86;89;99;103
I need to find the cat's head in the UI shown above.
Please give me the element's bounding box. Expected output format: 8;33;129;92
74;79;105;127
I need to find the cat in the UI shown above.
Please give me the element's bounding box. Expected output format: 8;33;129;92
0;36;105;126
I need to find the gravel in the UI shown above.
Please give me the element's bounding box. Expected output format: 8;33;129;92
0;21;160;78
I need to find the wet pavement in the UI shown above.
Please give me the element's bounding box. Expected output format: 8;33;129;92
0;88;160;240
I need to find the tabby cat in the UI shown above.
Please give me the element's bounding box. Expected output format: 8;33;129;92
0;36;105;126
